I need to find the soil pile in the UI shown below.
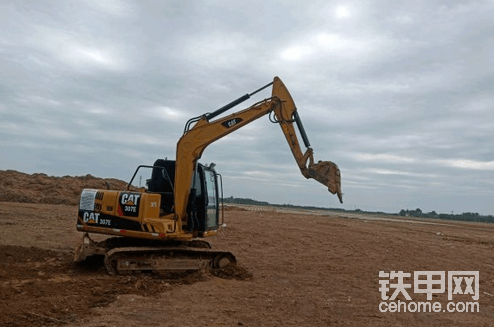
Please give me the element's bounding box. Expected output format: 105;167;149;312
0;170;128;205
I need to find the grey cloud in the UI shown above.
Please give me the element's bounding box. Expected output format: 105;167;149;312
1;0;493;214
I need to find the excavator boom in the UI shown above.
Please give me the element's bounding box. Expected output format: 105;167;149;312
174;76;342;227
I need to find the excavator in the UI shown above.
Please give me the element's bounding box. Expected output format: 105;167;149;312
74;76;342;275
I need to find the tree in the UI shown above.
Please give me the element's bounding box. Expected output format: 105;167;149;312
428;211;438;218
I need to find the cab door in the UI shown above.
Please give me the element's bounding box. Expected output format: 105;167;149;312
203;168;219;230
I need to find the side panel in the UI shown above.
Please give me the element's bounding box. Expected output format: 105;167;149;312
77;189;161;232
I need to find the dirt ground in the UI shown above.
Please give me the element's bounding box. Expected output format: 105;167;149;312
0;171;493;326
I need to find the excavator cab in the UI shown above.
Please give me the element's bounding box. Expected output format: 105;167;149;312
146;159;175;213
143;159;221;233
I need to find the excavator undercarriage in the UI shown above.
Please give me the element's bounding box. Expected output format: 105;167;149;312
75;233;236;275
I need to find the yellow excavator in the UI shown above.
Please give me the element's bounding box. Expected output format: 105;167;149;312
74;76;342;274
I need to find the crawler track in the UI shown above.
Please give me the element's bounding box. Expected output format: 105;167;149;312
75;234;236;275
103;245;237;275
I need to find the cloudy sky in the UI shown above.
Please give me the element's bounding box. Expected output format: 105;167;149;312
1;0;493;215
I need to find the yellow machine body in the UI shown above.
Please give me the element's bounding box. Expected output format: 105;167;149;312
74;76;342;274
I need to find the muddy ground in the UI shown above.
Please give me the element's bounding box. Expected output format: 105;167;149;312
0;171;493;326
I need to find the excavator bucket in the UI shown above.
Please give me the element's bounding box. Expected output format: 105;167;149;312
308;160;343;203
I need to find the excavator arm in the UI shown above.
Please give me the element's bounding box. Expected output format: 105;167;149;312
271;77;343;202
174;76;342;226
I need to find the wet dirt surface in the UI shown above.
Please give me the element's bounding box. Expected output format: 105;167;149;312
0;202;493;326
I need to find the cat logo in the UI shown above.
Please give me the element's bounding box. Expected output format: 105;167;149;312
118;192;141;217
83;211;100;224
221;117;243;128
121;193;140;206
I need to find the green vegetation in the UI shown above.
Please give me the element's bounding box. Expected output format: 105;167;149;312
224;196;494;223
398;208;494;223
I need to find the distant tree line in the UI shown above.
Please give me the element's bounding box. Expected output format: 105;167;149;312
223;196;344;211
224;196;270;206
225;196;355;213
399;208;494;223
224;196;494;223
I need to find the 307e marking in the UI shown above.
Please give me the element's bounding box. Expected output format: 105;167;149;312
83;212;111;226
124;206;137;212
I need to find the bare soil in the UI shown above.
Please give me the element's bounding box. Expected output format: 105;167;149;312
0;170;493;326
0;170;128;206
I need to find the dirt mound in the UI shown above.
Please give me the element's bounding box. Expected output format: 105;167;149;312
0;170;128;205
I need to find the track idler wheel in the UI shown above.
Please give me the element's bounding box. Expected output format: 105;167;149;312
103;252;119;275
212;253;237;269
